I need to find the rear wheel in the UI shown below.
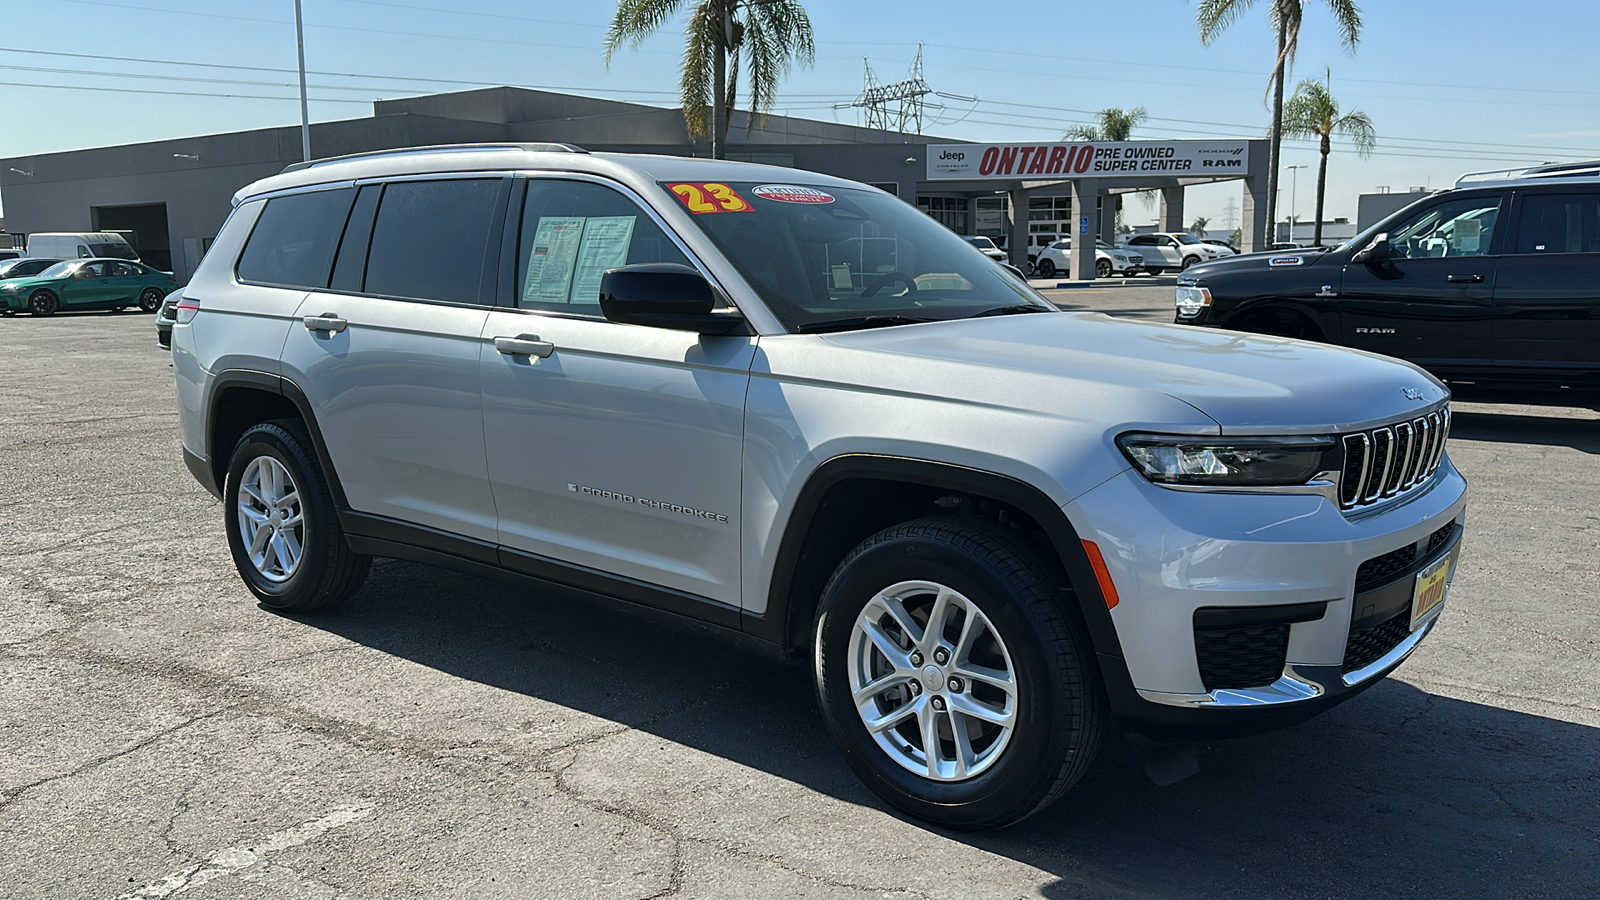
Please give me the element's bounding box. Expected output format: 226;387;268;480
224;420;370;612
28;290;57;316
138;287;163;312
1144;266;1164;276
1036;258;1056;278
814;516;1104;830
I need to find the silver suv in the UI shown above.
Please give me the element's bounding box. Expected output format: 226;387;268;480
173;144;1466;829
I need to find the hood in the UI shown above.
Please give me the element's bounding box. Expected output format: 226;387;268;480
819;312;1447;434
1183;248;1338;281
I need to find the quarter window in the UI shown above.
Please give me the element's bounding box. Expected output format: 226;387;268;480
236;188;354;289
514;179;692;315
1387;195;1503;259
364;179;501;304
1513;193;1600;255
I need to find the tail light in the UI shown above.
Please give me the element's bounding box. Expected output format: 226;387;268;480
175;295;201;324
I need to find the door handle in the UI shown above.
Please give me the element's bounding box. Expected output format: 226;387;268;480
303;313;348;333
1445;273;1484;284
493;334;555;359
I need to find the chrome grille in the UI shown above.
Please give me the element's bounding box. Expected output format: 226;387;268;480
1339;406;1450;512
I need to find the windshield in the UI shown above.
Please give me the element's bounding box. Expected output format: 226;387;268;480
41;261;75;278
965;236;997;250
664;181;1049;331
1174;233;1200;245
88;242;137;260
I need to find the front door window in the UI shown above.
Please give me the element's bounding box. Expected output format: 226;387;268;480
1388;196;1503;259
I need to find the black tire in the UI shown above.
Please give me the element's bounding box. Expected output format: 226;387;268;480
138;287;164;312
813;516;1104;830
223;419;370;612
1181;255;1201;270
1036;258;1056;278
1144;266;1164;276
28;290;57;316
1095;258;1112;278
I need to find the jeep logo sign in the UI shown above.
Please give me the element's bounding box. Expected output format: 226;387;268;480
925;140;1251;181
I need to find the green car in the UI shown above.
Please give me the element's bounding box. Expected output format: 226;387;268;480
0;258;177;317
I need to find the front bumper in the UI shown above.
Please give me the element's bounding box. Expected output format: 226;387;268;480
1067;460;1467;740
1;292;25;311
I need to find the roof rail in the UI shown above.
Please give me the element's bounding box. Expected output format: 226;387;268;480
1456;158;1600;187
281;142;587;173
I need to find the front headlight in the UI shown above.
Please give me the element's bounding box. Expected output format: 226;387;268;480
1117;434;1336;486
1175;284;1212;317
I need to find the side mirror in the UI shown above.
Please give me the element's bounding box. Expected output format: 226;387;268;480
598;263;745;335
1353;233;1391;264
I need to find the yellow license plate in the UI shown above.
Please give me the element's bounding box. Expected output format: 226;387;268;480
1411;554;1450;630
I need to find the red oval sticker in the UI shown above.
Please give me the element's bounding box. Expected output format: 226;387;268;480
751;184;835;204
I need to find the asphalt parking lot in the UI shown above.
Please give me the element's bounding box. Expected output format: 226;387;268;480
2;301;1596;899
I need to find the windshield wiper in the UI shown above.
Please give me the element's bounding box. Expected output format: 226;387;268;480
968;304;1055;318
794;314;937;334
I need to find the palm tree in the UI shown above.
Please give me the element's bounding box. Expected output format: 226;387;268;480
1196;0;1361;247
1064;107;1150;230
1063;106;1147;143
1190;216;1210;238
605;0;815;159
1281;71;1374;246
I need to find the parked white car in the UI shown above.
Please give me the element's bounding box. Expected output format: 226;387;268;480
1120;232;1229;273
1032;239;1142;278
961;235;1007;263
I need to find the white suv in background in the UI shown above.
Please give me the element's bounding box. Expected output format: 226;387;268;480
1032;239;1143;278
1121;232;1230;273
172;144;1466;830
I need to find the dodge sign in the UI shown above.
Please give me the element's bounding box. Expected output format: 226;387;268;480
926;140;1250;181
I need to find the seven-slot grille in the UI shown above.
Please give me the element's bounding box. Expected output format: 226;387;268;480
1338;406;1450;510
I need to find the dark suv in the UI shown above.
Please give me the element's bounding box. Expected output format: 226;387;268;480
1174;160;1600;395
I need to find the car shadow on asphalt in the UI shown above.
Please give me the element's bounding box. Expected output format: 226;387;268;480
1449;409;1600;455
296;560;1599;899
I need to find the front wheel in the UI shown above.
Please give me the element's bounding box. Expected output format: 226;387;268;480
138;287;164;312
1035;258;1056;278
814;516;1104;830
1181;255;1201;270
224;420;370;612
28;290;57;316
1095;259;1112;278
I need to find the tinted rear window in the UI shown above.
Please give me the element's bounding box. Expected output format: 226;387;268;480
364;179;500;304
237;188;354;289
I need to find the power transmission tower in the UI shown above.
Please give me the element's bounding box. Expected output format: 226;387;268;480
849;45;932;134
1222;196;1239;231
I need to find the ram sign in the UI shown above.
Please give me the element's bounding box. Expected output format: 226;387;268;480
926;141;1250;181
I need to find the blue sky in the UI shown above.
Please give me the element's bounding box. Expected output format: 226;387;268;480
3;0;1598;229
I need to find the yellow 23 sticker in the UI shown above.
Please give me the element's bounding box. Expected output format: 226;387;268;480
667;182;754;214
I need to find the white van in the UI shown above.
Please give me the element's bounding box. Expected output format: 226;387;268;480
26;232;139;262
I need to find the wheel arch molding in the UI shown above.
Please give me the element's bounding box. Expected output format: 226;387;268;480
747;454;1127;666
204;369;348;508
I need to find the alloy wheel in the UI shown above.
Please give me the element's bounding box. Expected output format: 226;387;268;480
847;580;1018;781
236;455;306;583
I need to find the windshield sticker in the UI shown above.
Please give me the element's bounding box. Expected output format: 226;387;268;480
1268;256;1303;267
570;216;636;305
667;182;753;214
522;217;585;304
751;184;835;204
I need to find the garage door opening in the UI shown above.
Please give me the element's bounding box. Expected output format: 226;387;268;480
93;203;171;271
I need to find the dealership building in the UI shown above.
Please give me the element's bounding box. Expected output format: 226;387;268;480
0;87;1269;282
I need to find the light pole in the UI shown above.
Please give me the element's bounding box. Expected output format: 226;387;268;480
294;0;311;162
1286;164;1306;245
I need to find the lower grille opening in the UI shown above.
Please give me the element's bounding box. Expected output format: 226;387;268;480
1342;610;1411;674
1195;624;1290;691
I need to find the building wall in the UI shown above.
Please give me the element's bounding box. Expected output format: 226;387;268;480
1357;190;1437;232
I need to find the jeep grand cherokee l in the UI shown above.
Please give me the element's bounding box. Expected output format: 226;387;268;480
173;144;1466;829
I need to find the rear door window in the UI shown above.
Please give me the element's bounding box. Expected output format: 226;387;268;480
364;179;502;304
236;187;354;289
1513;192;1600;255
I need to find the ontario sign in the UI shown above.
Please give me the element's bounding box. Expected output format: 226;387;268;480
926;141;1250;181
